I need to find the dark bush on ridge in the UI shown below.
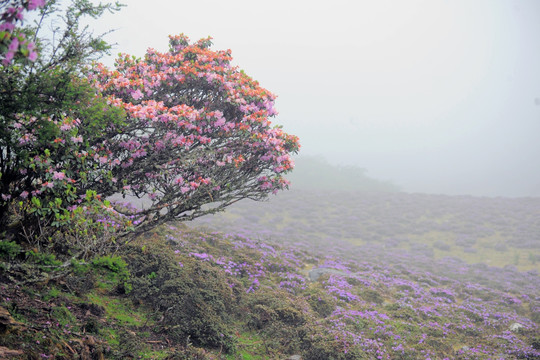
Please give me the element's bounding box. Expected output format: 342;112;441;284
122;237;239;352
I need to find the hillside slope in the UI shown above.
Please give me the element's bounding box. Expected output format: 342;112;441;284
1;199;539;359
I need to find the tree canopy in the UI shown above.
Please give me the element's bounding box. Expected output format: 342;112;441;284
90;34;299;231
0;4;299;256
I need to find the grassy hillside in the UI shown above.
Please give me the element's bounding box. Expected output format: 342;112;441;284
193;190;540;273
1;190;539;359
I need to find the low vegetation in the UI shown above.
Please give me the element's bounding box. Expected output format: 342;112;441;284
1;2;538;359
1;206;539;358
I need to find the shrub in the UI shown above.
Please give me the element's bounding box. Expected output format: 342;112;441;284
123;238;238;353
90;34;300;232
243;287;313;354
0;239;21;260
0;1;127;256
305;286;337;318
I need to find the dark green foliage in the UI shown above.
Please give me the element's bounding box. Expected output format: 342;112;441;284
123;238;238;353
359;288;384;304
305;285;337;317
51;305;78;329
82;316;101;335
245;287;312;329
163;346;215;360
532;337;540;351
460;308;484;323
531;310;540;325
92;255;129;278
0;239;21;260
26;250;62;269
384;303;419;322
64;262;96;295
243;287;313;354
0;0;126;252
91;255;131;293
299;329;371;360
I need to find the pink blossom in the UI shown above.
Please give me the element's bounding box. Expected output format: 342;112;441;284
0;23;15;32
27;0;46;10
28;50;38;61
70;135;83;143
260;182;272;190
131;89;143;100
214;117;225;127
3;50;15;65
52;171;65;180
20;191;29;199
9;38;19;52
18;133;36;145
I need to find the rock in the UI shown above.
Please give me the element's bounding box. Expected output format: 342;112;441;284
0;346;23;358
308;267;349;282
79;302;105;317
287;356;302;360
84;335;96;346
0;306;24;335
509;322;524;333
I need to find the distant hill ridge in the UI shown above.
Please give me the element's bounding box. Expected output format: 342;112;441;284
287;156;400;192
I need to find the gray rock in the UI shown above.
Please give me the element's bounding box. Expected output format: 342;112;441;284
509;322;524;332
308;267;349;282
287;356;302;360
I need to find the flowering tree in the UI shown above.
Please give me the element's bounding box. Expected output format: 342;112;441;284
0;0;46;64
0;1;125;256
1;29;298;255
90;34;300;231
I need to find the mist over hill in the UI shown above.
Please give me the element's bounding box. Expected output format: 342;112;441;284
287;156;400;192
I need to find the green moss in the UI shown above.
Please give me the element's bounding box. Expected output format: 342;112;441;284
87;293;146;327
42;286;61;301
101;328;120;346
228;332;270;360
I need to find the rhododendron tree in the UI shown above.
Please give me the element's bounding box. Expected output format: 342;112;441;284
90;34;300;231
1;78;130;256
0;1;124;256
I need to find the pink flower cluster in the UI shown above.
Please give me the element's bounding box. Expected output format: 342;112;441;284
89;34;300;224
0;0;46;64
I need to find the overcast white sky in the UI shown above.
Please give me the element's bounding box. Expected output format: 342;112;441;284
89;0;540;197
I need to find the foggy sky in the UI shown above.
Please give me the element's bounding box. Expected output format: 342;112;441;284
88;0;540;197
